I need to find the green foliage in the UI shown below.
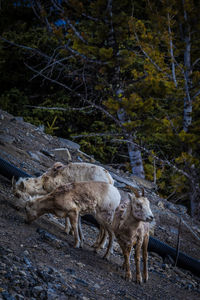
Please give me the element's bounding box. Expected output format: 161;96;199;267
1;0;200;215
0;88;29;116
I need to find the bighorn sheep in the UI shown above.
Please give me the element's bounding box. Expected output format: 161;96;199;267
12;162;114;199
96;188;154;283
12;162;114;244
25;181;121;250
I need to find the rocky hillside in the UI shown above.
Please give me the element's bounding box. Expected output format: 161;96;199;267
0;109;199;299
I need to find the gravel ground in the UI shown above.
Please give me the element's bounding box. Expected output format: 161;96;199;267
0;109;200;299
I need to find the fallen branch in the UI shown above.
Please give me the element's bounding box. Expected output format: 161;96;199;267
25;105;94;112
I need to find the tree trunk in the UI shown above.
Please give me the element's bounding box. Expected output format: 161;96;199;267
127;138;145;178
117;103;145;179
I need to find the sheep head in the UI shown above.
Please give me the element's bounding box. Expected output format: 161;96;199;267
128;193;154;223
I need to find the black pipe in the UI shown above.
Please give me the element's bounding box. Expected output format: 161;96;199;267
0;156;31;180
0;155;199;276
148;237;200;276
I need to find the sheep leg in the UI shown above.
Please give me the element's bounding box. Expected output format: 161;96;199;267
93;226;107;250
64;217;71;234
135;242;142;284
68;210;80;248
142;234;149;283
103;229;114;260
78;216;85;247
121;245;132;281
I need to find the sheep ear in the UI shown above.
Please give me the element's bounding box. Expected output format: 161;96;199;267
128;193;132;200
19;181;25;191
128;193;136;201
131;188;140;198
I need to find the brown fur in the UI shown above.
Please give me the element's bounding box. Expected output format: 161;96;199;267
113;194;153;283
96;193;154;283
25;181;121;249
13;162;115;244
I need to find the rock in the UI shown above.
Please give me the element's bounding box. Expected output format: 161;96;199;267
27;151;40;161
93;283;100;289
37;125;45;132
157;201;165;209
169;226;178;235
161;263;170;270
46;288;58;300
163;255;175;265
23;256;32;268
65;287;83;299
15;117;24;122
36;228;63;248
36;269;52;282
1;291;16;300
19;270;27;277
0;135;15;145
51;148;72;162
76;262;85;268
40;149;55;159
32;286;43;297
14;294;24;300
75;278;89;287
66;268;76;275
58;138;80;150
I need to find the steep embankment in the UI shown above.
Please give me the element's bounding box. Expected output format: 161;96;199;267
0;109;199;299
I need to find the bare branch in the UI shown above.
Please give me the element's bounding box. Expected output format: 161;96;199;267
112;138;191;179
72;132;123;139
134;32;173;81
192;88;200;100
24;62;124;128
192;57;200;69
65;18;88;44
181;218;200;243
64;44;106;65
25;105;94;112
134;32;162;72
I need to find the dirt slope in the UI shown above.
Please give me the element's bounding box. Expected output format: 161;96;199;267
0;109;200;299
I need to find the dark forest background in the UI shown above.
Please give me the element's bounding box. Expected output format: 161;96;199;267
0;0;200;219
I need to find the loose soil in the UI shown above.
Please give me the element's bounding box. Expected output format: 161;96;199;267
0;109;200;299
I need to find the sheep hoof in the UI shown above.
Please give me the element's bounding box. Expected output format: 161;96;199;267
143;276;148;283
136;275;142;284
125;272;132;282
103;254;110;261
73;242;80;248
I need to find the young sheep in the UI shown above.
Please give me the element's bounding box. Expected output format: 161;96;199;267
96;188;154;283
25;181;121;250
12;162;114;245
